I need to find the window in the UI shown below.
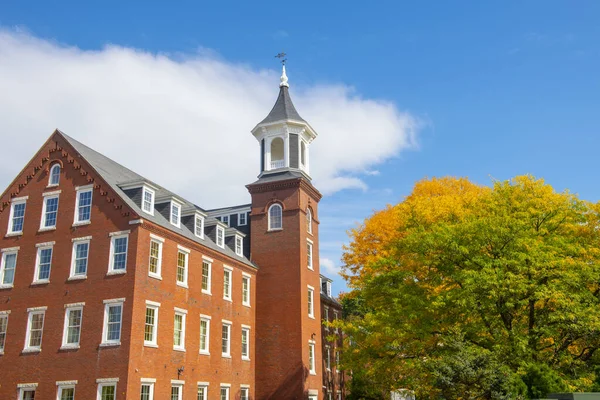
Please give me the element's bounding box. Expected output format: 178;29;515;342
19;388;36;400
148;235;163;278
0;249;18;288
0;311;9;353
97;381;117;400
199;315;210;354
220;386;230;400
142;186;155;215
216;226;225;248
235;235;243;256
222;215;229;226
171;383;183;400
326;346;331;370
241;326;250;360
108;233;128;274
49;164;61;186
8;198;27;234
176;248;189;287
242;274;250;306
197;384;208;400
62;305;83;348
240;387;249;400
308;286;314;318
309;341;316;374
223;267;232;301
194;215;204;238
74;186;92;224
58;384;75;400
238;212;247;226
173;309;186;351
24;308;46;351
144;301;160;347
222;321;231;357
301;141;307;167
268;203;282;230
140;381;154;400
102;299;123;345
324;307;330;331
40;194;59;229
201;258;212;294
307;241;313;270
336;350;341;369
70;238;90;279
170;201;181;227
307;208;312;234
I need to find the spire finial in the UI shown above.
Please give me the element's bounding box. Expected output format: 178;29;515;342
275;52;289;88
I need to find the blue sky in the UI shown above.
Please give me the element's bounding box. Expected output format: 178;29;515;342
1;1;599;295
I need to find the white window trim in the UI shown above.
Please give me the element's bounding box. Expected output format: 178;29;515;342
222;215;230;227
24;308;46;353
223;266;233;302
170;200;182;228
0;249;18;288
241;326;250;361
238;212;247;226
197;383;209;399
61;305;84;349
56;382;77;400
101;300;124;347
96;380;118;400
216;225;225;248
308;340;317;375
308;285;315;319
222;321;231;358
140;379;155;400
307;207;313;235
307;240;314;270
148;236;163;280
201;257;212;295
171;381;184;400
144;301;159;348
48;164;61;187
267;203;283;231
108;233;129;275
18;384;38;400
73;186;93;226
199;315;211;355
242;274;251;307
240;386;250;400
194;214;205;239
7;197;27;235
173;308;187;351
31;245;53;285
220;385;230;400
176;247;190;288
141;186;155;216
0;311;9;354
69;238;90;280
39;193;60;231
235;235;243;257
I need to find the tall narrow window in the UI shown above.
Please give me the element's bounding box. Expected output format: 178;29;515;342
201;259;212;294
197;385;208;400
240;388;249;400
199;316;210;354
142;186;155;215
170;201;181;227
309;341;316;374
324;307;330;332
102;300;123;345
242;275;250;306
223;267;232;301
70;239;90;279
20;389;36;400
24;308;46;351
171;383;183;400
62;305;83;348
268;203;282;230
301;141;307;167
176;248;189;287
74;186;92;224
238;212;247;226
0;250;17;287
216;226;225;248
235;235;243;256
49;164;61;186
270;137;284;169
0;312;9;353
41;194;59;229
326;346;331;370
173;309;186;351
222;322;231;357
308;286;314;318
307;241;313;270
148;236;163;278
306;208;312;234
140;382;154;400
57;384;75;400
109;233;128;273
220;386;230;400
241;326;250;360
8;199;26;234
98;382;117;400
144;301;159;347
194;215;204;238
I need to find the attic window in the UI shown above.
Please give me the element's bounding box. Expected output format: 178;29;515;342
194;215;204;239
49;164;61;186
238;212;247;226
235;235;243;256
216;226;225;248
141;186;155;215
222;215;230;227
170;201;181;227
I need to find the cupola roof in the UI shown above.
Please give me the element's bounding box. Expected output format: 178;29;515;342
258;66;305;125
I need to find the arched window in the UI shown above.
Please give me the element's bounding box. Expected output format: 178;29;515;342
270;137;284;169
49;164;61;186
306;208;312;234
300;141;306;167
268;203;283;230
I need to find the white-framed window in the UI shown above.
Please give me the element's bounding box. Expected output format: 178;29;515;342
40;193;59;229
199;315;211;354
307;208;312;234
57;382;76;400
142;186;155;215
220;385;230;400
194;214;205;238
144;301;160;347
176;247;189;287
336;350;341;370
221;321;231;357
201;258;212;294
307;240;313;270
96;379;117;400
171;381;184;400
140;379;155;400
238;212;247;226
222;215;230;227
32;243;54;284
308;286;315;318
8;198;27;235
327;281;332;297
308;340;316;375
0;311;9;353
170;201;181;227
235;235;243;256
108;232;129;274
62;304;83;349
70;238;90;279
241;326;250;360
173;308;187;351
49;164;61;186
18;386;37;400
337;391;342;400
148;235;163;279
197;383;208;400
0;248;18;288
240;387;249;400
268;203;282;230
223;267;232;301
326;345;331;370
324;307;330;332
24;307;46;352
242;274;250;307
216;225;225;248
101;299;124;346
74;186;93;224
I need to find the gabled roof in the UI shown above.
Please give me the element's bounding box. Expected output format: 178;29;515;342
58;130;255;268
258;86;306;125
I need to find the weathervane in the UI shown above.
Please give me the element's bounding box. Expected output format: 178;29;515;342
275;52;287;65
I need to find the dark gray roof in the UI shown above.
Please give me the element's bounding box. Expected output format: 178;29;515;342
58;131;255;268
259;86;305;125
248;169;312;186
207;203;251;215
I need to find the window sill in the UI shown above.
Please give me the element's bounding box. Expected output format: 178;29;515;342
267;228;283;232
223;297;232;303
22;348;41;353
60;345;80;350
106;269;126;276
242;303;251;308
308;315;315;320
309;371;317;376
221;354;231;359
5;232;22;237
242;357;251;361
199;350;210;356
72;221;91;227
31;280;50;286
99;342;121;348
173;347;186;352
68;275;87;281
176;283;189;289
148;274;162;281
144;343;158;348
38;226;56;232
46;184;59;189
0;284;14;290
201;290;212;296
308;266;314;271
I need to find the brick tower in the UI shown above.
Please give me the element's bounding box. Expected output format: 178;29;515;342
248;66;324;400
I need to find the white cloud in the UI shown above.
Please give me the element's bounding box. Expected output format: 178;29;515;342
0;30;417;208
320;257;341;277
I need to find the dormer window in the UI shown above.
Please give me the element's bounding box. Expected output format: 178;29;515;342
222;215;230;227
268;203;282;231
194;214;204;239
141;186;155;215
170;201;181;227
326;281;332;297
216;226;225;248
48;164;61;186
235;235;243;256
238;212;247;226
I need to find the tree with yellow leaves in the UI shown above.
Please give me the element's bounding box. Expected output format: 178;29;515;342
339;176;600;399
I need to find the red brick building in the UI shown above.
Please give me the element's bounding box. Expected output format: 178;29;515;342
0;66;344;399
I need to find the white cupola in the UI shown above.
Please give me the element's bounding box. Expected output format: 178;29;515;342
251;65;318;179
